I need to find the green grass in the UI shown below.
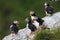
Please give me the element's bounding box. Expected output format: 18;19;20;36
33;27;60;40
0;0;60;40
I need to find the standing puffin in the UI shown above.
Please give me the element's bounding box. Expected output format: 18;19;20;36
44;2;54;16
29;11;44;29
25;18;37;35
10;21;19;35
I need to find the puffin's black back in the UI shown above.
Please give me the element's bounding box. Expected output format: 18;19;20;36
45;6;53;14
31;13;44;25
28;18;37;32
36;17;44;25
28;23;37;32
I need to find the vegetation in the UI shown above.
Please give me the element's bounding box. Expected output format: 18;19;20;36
0;0;60;40
33;27;60;40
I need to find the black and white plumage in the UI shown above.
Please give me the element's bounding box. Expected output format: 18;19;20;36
44;2;54;16
45;6;53;14
35;17;44;25
28;22;37;32
25;18;37;32
30;13;44;26
10;23;19;34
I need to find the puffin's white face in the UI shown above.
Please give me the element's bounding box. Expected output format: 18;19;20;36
30;11;34;16
13;21;19;25
25;18;29;23
44;3;47;6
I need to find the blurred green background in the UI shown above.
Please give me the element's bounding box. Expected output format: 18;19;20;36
0;0;60;40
